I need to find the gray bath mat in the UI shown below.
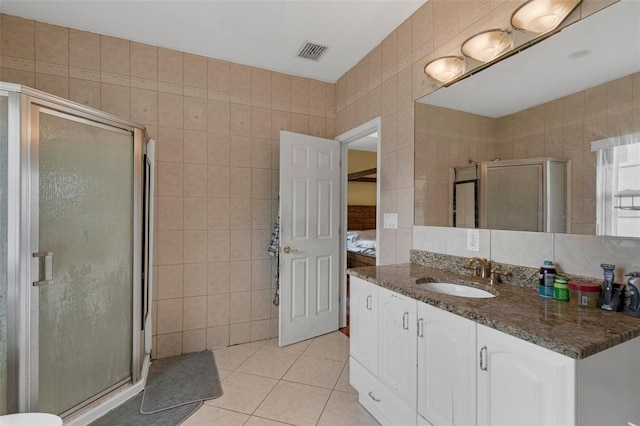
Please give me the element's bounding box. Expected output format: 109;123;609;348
140;350;223;414
90;393;201;426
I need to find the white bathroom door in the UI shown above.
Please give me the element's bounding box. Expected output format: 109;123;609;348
279;131;341;346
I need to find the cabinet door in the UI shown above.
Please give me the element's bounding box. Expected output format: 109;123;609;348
377;286;417;409
417;302;476;426
349;276;378;374
477;325;576;426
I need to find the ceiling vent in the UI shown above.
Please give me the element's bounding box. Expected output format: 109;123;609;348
296;41;330;62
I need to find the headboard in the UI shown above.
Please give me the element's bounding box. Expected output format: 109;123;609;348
347;205;376;230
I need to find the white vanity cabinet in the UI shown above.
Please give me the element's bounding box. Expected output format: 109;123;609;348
350;276;640;426
349;276;378;374
349;277;416;426
417;301;476;426
476;324;576;426
377;286;417;408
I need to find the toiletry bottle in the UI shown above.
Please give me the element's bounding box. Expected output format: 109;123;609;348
539;260;556;298
554;275;569;301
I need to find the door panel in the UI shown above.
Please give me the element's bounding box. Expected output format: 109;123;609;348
477;325;575;426
349;277;377;374
279;131;340;346
417;302;476;426
316;256;331;313
291;258;308;320
33;108;134;415
377;286;417;409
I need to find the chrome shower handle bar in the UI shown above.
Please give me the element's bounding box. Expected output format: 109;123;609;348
33;251;54;286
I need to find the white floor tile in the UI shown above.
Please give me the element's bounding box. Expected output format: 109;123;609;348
315;330;349;342
317;390;380;426
283;355;344;389
244;416;292;426
207;371;278;414
253;380;331;426
333;359;357;394
302;338;350;362
183;332;372;426
212;344;259;370
236;348;300;379
181;404;249;426
245;339;270;349
217;368;233;381
262;337;313;354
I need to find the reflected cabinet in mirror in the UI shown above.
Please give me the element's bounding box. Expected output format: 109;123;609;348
414;0;640;237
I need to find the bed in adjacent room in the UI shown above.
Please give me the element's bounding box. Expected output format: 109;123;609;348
346;205;377;267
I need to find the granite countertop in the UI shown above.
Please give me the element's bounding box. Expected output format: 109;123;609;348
347;263;640;359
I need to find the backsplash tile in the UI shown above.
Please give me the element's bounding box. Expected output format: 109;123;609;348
445;227;490;259
555;234;640;281
491;229;554;269
414;225;640;285
412;225;446;253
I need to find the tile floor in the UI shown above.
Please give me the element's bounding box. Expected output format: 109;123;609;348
182;331;379;426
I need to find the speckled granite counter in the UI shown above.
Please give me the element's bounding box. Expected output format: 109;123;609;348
347;263;640;359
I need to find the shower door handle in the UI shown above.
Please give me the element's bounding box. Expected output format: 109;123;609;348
33;251;54;286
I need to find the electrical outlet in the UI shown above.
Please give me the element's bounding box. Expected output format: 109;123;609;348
467;229;480;251
383;213;398;229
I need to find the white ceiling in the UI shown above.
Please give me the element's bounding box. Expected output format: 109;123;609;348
418;0;640;118
0;0;426;83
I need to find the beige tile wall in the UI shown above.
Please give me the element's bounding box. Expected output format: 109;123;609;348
414;103;496;226
0;14;335;358
414;71;640;232
334;0;617;265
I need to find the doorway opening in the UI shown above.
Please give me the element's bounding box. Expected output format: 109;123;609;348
336;118;381;336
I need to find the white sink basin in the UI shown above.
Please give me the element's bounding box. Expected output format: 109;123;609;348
418;282;495;298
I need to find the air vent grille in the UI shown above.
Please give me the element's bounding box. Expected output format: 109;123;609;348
296;41;330;62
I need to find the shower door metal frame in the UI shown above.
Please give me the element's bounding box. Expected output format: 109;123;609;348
4;83;146;415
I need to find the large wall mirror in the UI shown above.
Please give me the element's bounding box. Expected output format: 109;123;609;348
414;0;640;238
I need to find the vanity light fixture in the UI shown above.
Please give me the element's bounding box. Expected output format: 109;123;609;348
461;29;513;63
423;56;466;84
511;0;582;34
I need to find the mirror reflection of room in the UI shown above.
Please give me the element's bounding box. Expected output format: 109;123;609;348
414;0;640;237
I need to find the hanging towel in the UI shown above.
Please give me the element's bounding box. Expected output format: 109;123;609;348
268;209;280;306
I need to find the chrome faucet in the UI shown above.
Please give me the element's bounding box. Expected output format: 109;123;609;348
466;257;491;278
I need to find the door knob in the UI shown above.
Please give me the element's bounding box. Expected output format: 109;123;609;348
282;246;298;254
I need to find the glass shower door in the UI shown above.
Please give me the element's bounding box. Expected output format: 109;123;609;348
33;107;134;415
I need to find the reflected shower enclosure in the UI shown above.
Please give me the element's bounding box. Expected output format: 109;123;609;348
1;82;154;419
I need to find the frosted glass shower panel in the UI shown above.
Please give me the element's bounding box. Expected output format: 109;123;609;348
480;158;568;233
484;164;542;232
37;111;133;415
